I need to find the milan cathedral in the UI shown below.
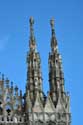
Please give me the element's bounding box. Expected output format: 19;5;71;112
0;17;71;125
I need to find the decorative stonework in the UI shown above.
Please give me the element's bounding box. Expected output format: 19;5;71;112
0;17;71;125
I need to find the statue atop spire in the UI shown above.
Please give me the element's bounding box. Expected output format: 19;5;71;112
50;18;57;52
50;17;55;38
26;17;43;110
29;17;36;51
29;17;34;40
0;18;71;125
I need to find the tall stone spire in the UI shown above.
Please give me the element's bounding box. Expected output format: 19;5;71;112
48;18;65;106
26;17;43;111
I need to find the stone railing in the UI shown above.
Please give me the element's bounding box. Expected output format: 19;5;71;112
0;115;27;124
28;112;71;123
0;112;71;125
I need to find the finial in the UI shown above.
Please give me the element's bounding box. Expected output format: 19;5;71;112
6;77;9;88
6;77;9;83
29;17;34;40
50;17;55;37
15;85;18;91
29;17;36;51
15;85;18;95
10;81;13;93
50;18;55;28
20;90;22;97
29;17;34;26
2;74;4;81
11;81;13;88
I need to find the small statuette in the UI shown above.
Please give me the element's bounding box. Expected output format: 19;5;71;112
50;17;55;29
11;81;13;87
29;17;35;41
50;17;55;38
29;17;34;26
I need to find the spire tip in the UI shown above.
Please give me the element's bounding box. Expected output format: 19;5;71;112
50;17;55;29
50;17;55;38
29;17;34;26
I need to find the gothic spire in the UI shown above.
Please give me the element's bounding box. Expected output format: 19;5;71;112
48;18;65;106
26;18;43;110
29;17;36;52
